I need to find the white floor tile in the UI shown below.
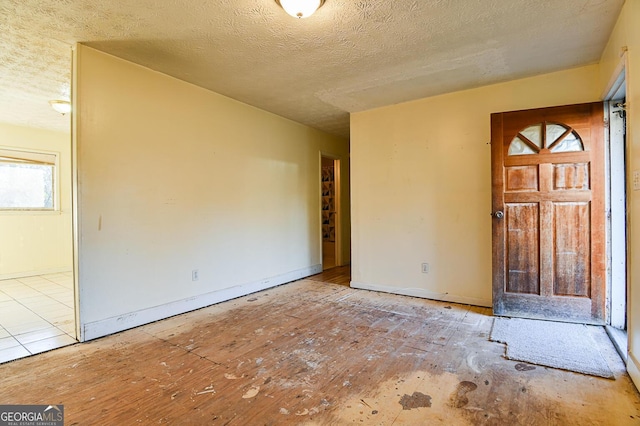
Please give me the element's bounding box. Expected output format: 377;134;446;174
0;279;23;288
17;294;52;303
59;326;76;336
20;298;63;308
0;272;76;362
24;334;76;355
49;277;73;284
0;336;21;350
0;327;10;339
1;286;42;299
0;301;40;318
42;319;73;328
26;285;64;294
4;320;53;336
40;308;74;318
17;276;49;283
41;273;67;279
0;345;30;364
14;327;65;345
48;300;75;309
0;300;20;311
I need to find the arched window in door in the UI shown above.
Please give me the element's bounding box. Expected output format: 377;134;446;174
508;122;584;156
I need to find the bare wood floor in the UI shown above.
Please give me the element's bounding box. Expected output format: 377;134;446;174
1;273;639;425
308;265;351;286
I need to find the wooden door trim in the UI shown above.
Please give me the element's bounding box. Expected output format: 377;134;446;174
491;113;505;313
589;102;606;321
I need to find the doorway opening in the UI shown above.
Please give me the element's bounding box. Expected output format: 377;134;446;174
0;45;77;364
604;65;628;360
321;155;341;270
0;128;76;364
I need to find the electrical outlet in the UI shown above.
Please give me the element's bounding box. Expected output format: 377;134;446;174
421;263;430;273
192;269;199;281
634;171;640;191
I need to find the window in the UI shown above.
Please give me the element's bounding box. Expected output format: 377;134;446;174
0;148;57;210
508;122;584;156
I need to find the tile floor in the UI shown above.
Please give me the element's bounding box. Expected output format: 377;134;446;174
0;272;76;364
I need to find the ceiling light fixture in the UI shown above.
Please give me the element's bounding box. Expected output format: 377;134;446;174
49;100;71;115
275;0;325;18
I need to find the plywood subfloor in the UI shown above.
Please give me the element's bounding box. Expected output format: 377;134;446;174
0;278;638;425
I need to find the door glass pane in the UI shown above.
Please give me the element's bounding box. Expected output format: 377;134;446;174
546;124;568;147
508;137;536;156
520;124;542;148
550;131;584;153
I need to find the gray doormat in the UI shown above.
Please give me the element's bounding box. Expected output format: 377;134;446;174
490;317;614;379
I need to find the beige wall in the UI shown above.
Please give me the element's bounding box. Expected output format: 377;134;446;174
74;45;349;339
599;0;640;388
351;65;600;306
0;122;72;278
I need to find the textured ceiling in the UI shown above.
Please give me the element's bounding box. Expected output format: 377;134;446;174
0;0;625;138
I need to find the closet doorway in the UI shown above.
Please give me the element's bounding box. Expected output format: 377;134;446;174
321;155;341;270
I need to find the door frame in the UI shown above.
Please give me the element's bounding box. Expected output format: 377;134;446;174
320;152;342;268
602;53;629;331
71;44;82;341
605;99;627;329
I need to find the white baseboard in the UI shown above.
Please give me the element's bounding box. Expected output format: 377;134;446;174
81;264;322;341
0;267;72;281
350;281;492;308
627;352;640;392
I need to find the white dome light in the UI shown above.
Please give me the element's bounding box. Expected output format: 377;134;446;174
49;100;71;115
276;0;325;19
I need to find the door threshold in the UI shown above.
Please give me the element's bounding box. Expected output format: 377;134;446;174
605;325;628;364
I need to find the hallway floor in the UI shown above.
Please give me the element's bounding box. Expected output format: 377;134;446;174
0;272;76;363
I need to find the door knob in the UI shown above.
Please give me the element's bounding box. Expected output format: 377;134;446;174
493;211;504;219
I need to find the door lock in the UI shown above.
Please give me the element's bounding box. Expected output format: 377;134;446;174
492;211;504;219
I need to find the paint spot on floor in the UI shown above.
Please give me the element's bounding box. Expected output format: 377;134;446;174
195;385;216;396
242;386;260;399
450;381;478;408
399;391;432;410
515;363;536;371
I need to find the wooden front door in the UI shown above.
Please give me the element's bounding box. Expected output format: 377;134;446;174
491;103;605;324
